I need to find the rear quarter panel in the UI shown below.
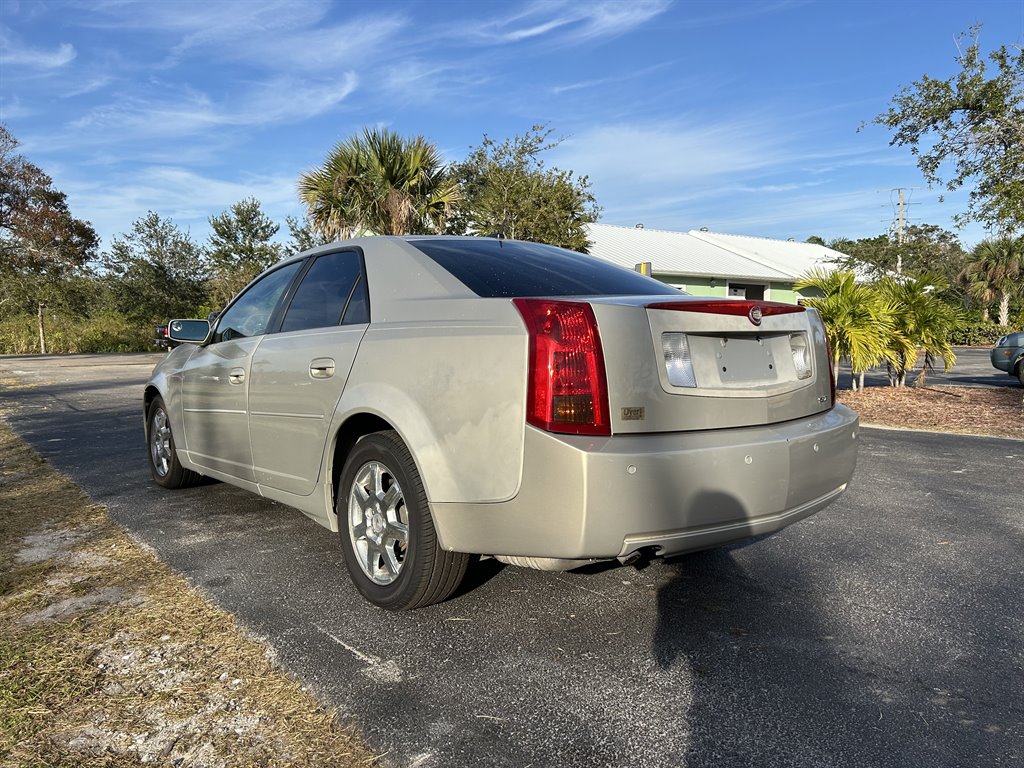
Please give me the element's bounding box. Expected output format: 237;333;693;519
340;240;528;504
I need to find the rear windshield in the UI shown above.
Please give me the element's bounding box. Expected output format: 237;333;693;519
409;238;680;298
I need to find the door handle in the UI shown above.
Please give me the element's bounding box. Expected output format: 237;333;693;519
228;368;245;385
310;358;336;379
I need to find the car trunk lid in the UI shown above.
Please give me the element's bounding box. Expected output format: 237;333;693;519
589;296;834;434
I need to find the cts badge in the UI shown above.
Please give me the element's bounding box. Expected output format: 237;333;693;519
748;305;763;326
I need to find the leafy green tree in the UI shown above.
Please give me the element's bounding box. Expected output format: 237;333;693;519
0;124;100;352
876;274;962;387
298;128;460;239
207;197;284;307
283;215;331;255
960;236;1024;326
794;269;900;390
102;212;208;324
448;124;600;252
829;224;968;284
872;27;1024;232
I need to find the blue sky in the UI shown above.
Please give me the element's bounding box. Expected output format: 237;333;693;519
2;0;1022;252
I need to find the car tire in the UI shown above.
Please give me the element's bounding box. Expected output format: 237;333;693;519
147;396;201;489
338;430;468;610
1016;360;1024;386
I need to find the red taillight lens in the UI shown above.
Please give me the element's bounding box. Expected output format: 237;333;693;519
512;298;611;436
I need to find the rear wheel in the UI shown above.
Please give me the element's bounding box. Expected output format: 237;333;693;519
147;396;201;488
338;430;468;610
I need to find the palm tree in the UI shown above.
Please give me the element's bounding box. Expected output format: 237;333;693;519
296;157;365;241
297;128;460;239
962;272;995;322
794;269;898;391
876;274;961;387
960;236;1024;326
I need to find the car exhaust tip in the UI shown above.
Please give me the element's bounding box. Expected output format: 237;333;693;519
617;551;642;567
618;547;659;569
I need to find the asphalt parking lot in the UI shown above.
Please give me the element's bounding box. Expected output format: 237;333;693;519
837;346;1017;389
1;353;1021;767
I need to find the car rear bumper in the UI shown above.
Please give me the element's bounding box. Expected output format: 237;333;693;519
431;404;859;560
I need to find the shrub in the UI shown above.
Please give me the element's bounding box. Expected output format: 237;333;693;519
949;321;1014;346
0;315;39;354
77;312;152;353
0;312;152;354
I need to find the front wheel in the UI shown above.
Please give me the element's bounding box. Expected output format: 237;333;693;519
338;430;468;610
147;396;201;489
1016;361;1024;386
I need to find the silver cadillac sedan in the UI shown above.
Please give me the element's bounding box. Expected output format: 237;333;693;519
145;236;858;610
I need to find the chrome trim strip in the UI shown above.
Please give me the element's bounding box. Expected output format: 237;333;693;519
249;411;324;420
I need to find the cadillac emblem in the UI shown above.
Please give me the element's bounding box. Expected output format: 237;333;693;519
748;305;763;326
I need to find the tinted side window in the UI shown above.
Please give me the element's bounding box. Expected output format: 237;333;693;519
280;251;363;332
214;261;302;342
342;274;369;325
409;238;680;298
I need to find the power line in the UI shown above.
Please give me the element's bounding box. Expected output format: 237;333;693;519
885;188;920;274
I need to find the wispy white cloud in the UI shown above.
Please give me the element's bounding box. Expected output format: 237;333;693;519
600;177;983;246
549;62;674;95
204;15;409;72
63;74;358;144
378;59;490;106
62;75;115;98
685;187;913;239
78;1;408;73
0;95;33;119
668;0;811;29
77;0;330;36
238;75;360;124
468;0;671;46
59;165;304;248
0;26;76;68
602;186;889;241
553;119;791;186
549;116;940;242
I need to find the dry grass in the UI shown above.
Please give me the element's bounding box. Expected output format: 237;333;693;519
838;385;1024;440
0;420;378;768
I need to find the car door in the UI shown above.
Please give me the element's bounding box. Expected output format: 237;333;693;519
180;261;303;482
248;249;370;495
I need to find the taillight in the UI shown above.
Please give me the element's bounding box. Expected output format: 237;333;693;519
825;334;836;407
512;298;611;436
816;326;836;408
789;333;813;380
807;309;835;407
662;333;697;387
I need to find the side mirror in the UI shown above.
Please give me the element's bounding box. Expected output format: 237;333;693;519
167;319;211;344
